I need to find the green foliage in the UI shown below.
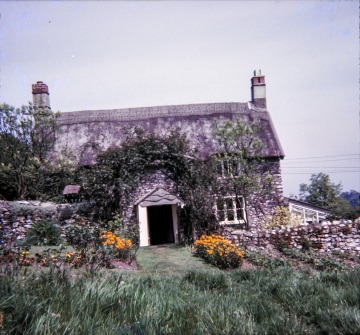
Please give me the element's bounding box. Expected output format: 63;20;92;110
263;205;301;228
177;159;220;239
299;172;342;209
0;268;359;334
213;118;275;228
299;173;356;219
64;219;100;254
78;130;190;219
79;130;220;240
341;190;360;209
272;247;348;272
245;251;290;269
0;103;74;201
106;213;139;246
25;219;62;246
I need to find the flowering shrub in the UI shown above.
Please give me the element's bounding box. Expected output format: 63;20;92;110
263;206;301;228
101;231;132;260
64;251;86;268
193;234;245;269
17;251;35;266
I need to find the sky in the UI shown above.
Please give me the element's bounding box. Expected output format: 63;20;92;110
0;1;359;197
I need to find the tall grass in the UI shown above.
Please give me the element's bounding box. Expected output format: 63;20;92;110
0;267;359;334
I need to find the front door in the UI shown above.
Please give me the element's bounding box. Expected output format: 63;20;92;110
147;205;174;245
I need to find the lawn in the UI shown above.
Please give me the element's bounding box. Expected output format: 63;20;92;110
136;244;218;275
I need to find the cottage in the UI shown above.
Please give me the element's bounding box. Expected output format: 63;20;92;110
32;70;285;246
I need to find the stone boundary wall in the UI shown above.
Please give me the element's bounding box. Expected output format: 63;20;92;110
2;201;359;255
230;221;360;255
0;201;80;242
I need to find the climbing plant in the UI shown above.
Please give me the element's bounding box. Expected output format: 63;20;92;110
213;118;275;229
78;128;220;241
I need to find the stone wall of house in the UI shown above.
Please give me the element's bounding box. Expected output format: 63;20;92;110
230;220;360;255
122;170;178;224
245;158;284;228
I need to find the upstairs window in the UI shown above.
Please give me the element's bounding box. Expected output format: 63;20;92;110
216;196;246;224
217;158;241;177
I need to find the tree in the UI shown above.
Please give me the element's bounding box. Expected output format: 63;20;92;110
341;190;360;209
299;173;355;219
213;118;274;229
299;173;341;209
0;103;72;200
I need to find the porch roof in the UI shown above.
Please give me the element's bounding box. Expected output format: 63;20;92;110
135;187;184;207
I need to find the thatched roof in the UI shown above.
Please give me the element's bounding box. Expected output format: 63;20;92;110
57;102;285;161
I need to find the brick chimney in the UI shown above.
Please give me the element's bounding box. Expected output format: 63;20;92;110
32;81;51;111
251;70;266;109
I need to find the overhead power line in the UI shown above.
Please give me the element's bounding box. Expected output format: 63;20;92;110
284;154;359;161
282;166;360;169
282;171;360;175
282;158;359;164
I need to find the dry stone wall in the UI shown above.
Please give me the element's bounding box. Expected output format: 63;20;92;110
230;220;360;255
2;200;359;256
0;201;81;242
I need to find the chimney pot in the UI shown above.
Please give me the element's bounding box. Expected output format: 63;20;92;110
32;81;51;111
251;70;266;109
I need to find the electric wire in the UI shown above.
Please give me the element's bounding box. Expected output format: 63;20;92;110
284;154;358;161
282;171;359;175
280;154;360;177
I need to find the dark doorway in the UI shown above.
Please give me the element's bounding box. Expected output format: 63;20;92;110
147;205;174;245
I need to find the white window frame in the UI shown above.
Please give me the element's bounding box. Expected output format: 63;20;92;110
216;196;246;225
217;157;241;178
289;204;329;224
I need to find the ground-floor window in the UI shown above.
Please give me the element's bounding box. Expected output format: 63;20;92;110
216;196;246;224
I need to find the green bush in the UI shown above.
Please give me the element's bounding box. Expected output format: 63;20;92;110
64;222;100;253
25;219;62;246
